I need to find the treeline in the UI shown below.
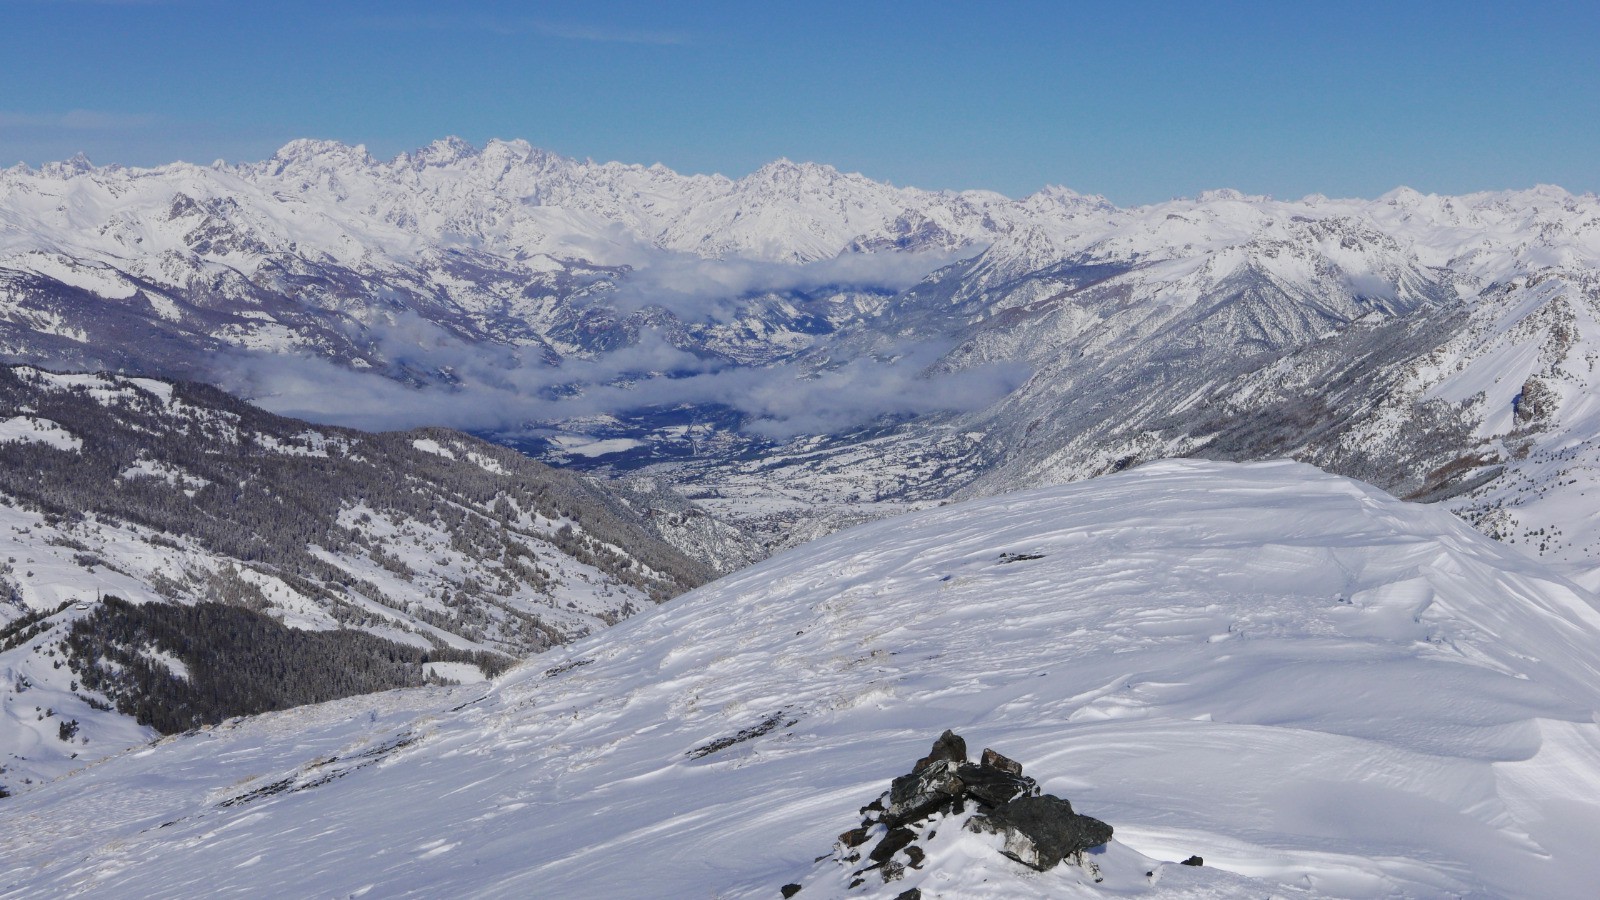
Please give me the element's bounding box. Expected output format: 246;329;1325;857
65;597;509;734
0;601;70;653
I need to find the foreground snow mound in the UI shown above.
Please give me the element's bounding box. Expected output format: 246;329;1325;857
6;460;1600;898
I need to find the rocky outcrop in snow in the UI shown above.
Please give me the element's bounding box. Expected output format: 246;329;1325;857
806;730;1112;893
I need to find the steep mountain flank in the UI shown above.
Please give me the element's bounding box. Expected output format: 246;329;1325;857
0;364;715;785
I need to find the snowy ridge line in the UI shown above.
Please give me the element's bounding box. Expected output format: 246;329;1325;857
2;138;1595;274
4;460;1600;897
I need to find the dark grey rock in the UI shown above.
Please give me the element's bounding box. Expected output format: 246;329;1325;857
966;794;1113;871
838;827;871;848
980;747;1023;776
869;826;917;863
780;884;802;898
1181;855;1204;866
955;762;1036;808
810;732;1119;888
912;729;967;773
887;758;964;823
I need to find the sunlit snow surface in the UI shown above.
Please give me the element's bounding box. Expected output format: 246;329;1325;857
6;460;1600;898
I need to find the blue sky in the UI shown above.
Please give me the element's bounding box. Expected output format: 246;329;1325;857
1;0;1596;204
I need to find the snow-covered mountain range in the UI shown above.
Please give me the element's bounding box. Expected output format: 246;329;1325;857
3;140;1599;585
0;137;1091;398
6;461;1600;897
6;141;1600;897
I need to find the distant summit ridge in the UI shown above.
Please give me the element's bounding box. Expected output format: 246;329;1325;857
4;137;1600;583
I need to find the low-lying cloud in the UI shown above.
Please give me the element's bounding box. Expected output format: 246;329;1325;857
593;245;972;318
207;245;1016;444
213;319;1025;442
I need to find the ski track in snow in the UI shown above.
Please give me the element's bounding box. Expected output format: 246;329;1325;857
3;460;1600;897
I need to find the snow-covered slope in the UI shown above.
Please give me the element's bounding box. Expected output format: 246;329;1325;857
6;460;1600;898
0;364;722;789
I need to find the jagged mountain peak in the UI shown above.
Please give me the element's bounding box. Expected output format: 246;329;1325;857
34;151;98;179
478;136;542;164
1020;183;1116;215
745;155;845;181
1193;187;1264;203
263;137;376;172
408;135;478;167
8;139;1600;276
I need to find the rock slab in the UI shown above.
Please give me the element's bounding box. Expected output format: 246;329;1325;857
966;794;1114;871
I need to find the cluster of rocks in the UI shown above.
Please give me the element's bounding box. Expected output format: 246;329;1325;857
784;730;1114;895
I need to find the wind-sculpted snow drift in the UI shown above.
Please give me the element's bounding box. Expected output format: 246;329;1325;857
4;461;1600;898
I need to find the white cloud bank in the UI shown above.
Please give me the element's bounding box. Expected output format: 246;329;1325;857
215;326;1024;442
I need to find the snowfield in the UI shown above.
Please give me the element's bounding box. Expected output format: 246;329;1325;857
0;416;79;452
4;460;1600;897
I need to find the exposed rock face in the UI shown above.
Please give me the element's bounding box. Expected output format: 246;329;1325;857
980;747;1022;775
953;761;1034;808
1513;376;1558;429
966;794;1115;871
885;729;1037;824
911;729;966;773
886;758;968;823
794;730;1113;894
